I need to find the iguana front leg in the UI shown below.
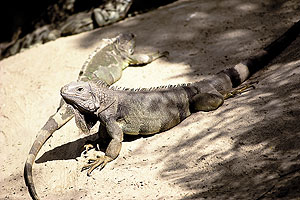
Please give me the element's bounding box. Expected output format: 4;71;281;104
82;119;123;176
128;51;169;66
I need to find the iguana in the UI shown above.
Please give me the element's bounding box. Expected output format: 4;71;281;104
24;33;168;200
60;20;300;177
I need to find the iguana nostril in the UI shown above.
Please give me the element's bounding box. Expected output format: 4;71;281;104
89;103;94;110
60;86;66;94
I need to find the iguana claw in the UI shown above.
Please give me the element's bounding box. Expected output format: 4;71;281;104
82;155;113;176
81;144;94;154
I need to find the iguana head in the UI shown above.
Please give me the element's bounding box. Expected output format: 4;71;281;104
61;81;99;113
61;80;115;113
61;81;115;133
114;33;136;55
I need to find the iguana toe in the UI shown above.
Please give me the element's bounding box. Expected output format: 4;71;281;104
224;82;257;100
81;143;94;154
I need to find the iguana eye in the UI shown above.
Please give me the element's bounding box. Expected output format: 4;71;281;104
77;87;84;92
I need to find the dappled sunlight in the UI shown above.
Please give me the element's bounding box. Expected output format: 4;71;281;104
239;141;271;154
219;29;250;40
286;59;300;67
128;43;300;198
236;3;259;12
267;63;300;84
185;12;209;22
130;31;300;198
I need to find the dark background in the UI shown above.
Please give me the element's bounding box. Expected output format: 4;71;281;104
0;0;177;43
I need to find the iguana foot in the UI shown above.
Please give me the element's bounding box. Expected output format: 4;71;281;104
224;82;257;99
152;51;169;61
128;50;169;66
82;155;113;176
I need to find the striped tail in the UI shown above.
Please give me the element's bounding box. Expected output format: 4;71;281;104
223;19;300;88
24;103;73;200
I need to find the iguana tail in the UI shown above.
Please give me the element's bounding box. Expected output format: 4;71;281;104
222;19;300;88
24;102;73;200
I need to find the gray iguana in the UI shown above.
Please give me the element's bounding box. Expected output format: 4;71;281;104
60;20;300;177
24;33;168;200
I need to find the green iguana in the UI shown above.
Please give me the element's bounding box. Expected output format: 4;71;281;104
24;33;168;200
60;20;300;178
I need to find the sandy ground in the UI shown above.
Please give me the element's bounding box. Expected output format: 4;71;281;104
1;0;300;199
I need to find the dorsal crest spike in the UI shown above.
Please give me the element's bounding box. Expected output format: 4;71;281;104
109;82;192;92
78;38;115;82
92;80;110;88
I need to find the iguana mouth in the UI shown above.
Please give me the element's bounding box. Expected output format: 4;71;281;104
60;85;75;102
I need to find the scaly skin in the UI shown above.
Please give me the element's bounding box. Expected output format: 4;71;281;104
61;19;300;177
24;33;168;200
